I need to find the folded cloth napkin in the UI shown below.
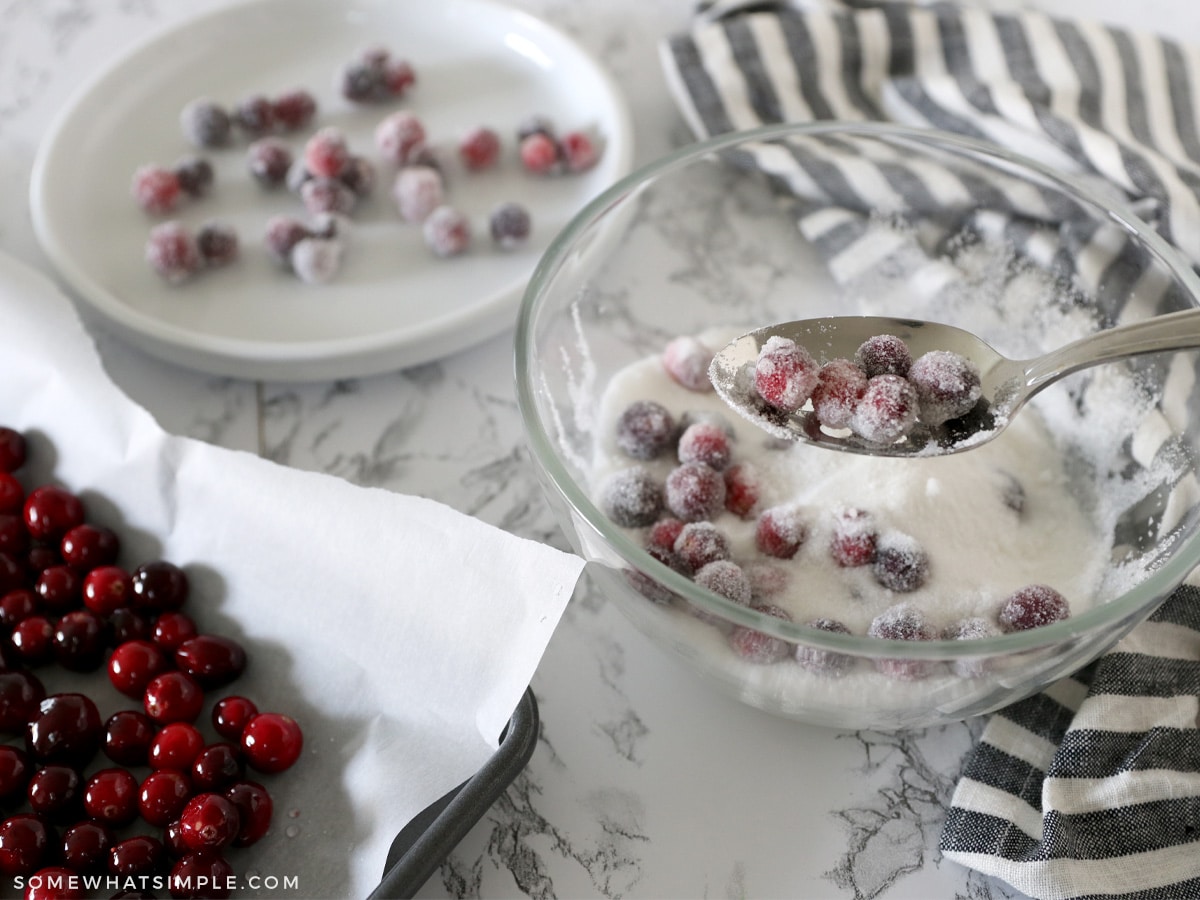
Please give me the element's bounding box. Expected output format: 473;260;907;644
661;2;1200;898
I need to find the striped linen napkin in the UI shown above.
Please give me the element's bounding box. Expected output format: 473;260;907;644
660;2;1200;898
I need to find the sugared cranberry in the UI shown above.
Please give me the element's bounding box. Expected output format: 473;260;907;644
139;771;193;828
300;177;357;217
851;374;919;444
263;215;312;268
998;584;1070;632
945;617;1003;677
109;835;165;878
53;610;106;672
872;532;929;593
795;617;854;674
0;429;28;473
811;358;868;430
178;793;240;852
908;350;982;426
223;781;272;848
172;156;213;198
23;488;84;544
829;507;877;568
150;723;205;772
423;205;471;257
560;130;599;172
174;635;245;689
375;111;426;165
271;89;316;131
301;127;349;179
743;561;788;600
211;697;257;743
196;221;239;270
144;672;204;725
61;821;112;874
34;566;80;613
191;744;243;793
692;560;752;606
241;713;302;774
676;423;731;472
246;138;292;188
519;132;561;175
107;608;152;645
0;589;39;629
392;166;444;223
26;694;101;767
598;467;662;528
647;518;685;553
152;612;198;652
0;475;23;515
232;94;275;136
180;99;231;149
26;765;82;824
673;522;729;573
0;814;55;877
660;337;713;392
11;617;55;667
59;525;118;571
488;202;531;250
729;603;793;663
108;640;169;698
855;334;912;377
664;462;725;522
169;850;234;899
384;58;416;95
615;401;676;461
459;126;501;170
0;672;45;734
755;505;807;559
131;165;181;215
867;603;936;680
146;222;202;284
130;561;188;612
83;768;138;827
0;746;31;802
754;336;819;413
103;710;155;768
291;237;345;284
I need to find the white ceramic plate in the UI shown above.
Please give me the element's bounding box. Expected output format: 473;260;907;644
30;0;632;381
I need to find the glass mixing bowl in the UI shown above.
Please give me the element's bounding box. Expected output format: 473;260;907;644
516;121;1200;730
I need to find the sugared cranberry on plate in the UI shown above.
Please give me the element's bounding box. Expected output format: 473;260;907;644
196;221;239;269
271;89;317;131
488;202;531;250
518;132;560;175
131;165;182;216
422;206;471;257
374;111;426;165
232;94;275;137
458;126;501;171
559;130;599;173
179;99;231;149
146;222;203;285
173;156;213;198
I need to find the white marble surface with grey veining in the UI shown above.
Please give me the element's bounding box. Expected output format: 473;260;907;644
0;1;1193;898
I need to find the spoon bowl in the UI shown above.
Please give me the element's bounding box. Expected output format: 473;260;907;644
710;309;1200;457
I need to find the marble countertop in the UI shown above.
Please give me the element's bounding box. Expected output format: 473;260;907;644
0;1;1194;898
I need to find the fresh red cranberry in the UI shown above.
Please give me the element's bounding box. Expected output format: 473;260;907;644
0;745;30;802
664;462;725;522
999;584;1070;632
107;609;152;645
458;126;501;171
190;744;243;794
867;603;936;680
223;780;272;848
615;401;676;461
0;672;45;735
139;771;193;828
855;334;912;377
131;165;182;215
34;566;80;613
174;636;245;689
152;612;197;651
162;819;188;858
130;561;188;612
676;423;731;471
211;697;257;742
271;89;316;131
0;429;27;473
0;552;25;594
53;610;106;672
754;336;819;413
829;507;877;568
598;467;662;528
755;505;807;559
692;559;752;606
851;374;919;444
24;545;58;576
241;713;302;774
872;532;929;593
729;603;793;663
103;710;156;767
0;475;23;516
83;768;138;827
150;723;205;772
11;617;55;667
908;350;982;426
559;130;599;172
0;814;55;877
23;484;86;546
660;336;713;392
519;132;560;175
811;358;868;430
58;525;118;571
81;566;131;616
0;589;39;628
144;672;204;725
26;765;81;824
108;640;169;698
26;694;101;766
672;522;729;573
24;864;80;900
169;850;234;899
109;835;166;878
723;463;760;519
0;514;29;555
178;793;240;852
61;821;112;874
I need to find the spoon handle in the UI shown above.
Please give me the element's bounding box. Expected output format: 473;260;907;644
1023;307;1200;392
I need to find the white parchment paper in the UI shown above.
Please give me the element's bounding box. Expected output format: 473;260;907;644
0;252;585;897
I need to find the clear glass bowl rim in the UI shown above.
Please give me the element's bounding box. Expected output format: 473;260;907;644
515;119;1200;660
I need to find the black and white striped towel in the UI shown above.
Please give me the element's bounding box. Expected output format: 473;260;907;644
661;2;1200;898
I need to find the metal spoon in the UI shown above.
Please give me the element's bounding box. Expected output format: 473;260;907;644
708;310;1200;458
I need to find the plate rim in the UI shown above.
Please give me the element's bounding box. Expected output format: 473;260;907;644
29;0;634;381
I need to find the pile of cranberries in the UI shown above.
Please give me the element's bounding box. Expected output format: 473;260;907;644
0;426;301;898
602;335;1071;681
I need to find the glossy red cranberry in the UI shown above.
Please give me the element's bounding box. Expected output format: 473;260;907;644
0;813;55;877
241;713;302;774
26;694;102;766
191;743;243;792
10;616;54;666
83;768;138;827
0;429;27;473
34;566;80;614
169;850;234;899
223;780;272;848
26;765;82;824
23;488;84;543
130;561;188;612
109;834;166;878
177;793;240;852
0;475;22;516
0;671;45;734
59;524;119;571
61;821;112;874
107;608;152;645
162;819;188;857
24;545;59;576
53;610;106;672
0;513;29;555
138;770;193;828
0;552;26;595
0;589;39;629
144;672;204;725
149;723;205;771
211;697;257;742
108;640;169;698
23;864;80;900
81;566;131;616
103;710;155;767
0;745;31;802
175;636;245;689
152;612;197;652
